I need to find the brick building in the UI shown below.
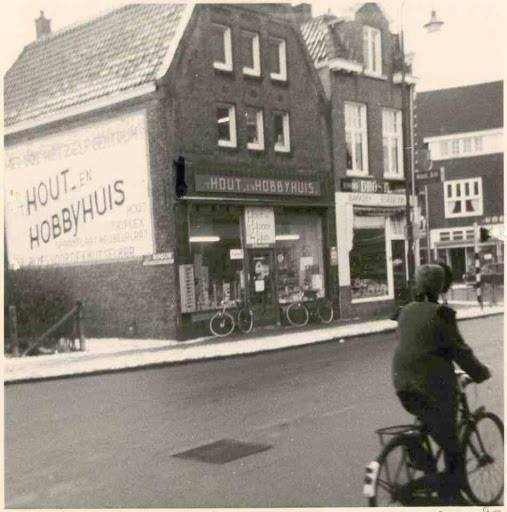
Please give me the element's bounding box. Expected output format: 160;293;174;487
300;2;417;317
4;4;334;339
414;81;504;281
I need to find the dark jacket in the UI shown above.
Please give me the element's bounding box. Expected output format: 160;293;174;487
391;301;489;403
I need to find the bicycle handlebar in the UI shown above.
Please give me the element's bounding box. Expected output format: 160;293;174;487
455;369;473;389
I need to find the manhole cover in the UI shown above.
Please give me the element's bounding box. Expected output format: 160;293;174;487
173;439;272;464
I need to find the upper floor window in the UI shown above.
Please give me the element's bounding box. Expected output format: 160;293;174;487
363;26;382;75
269;37;287;81
212;24;233;72
273;111;290;152
242;31;261;76
382;109;403;178
217;104;236;148
440;140;449;156
246;107;264;150
444;178;483;218
474;136;483;152
345;102;368;175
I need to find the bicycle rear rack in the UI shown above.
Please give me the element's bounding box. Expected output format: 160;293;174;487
375;424;421;447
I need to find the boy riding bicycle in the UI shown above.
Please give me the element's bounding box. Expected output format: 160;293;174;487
391;263;491;505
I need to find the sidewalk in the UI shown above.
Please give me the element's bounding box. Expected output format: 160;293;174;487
4;303;503;384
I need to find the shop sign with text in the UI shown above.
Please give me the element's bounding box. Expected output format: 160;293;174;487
341;177;397;194
4;111;154;268
244;207;275;247
195;175;321;197
337;191;408;208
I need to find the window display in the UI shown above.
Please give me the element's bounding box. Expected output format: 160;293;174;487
189;206;244;311
350;215;389;300
275;210;325;304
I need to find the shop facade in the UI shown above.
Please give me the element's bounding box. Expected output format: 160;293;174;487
335;178;413;317
300;2;417;318
177;168;336;336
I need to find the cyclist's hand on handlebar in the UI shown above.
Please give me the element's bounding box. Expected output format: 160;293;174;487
472;364;491;384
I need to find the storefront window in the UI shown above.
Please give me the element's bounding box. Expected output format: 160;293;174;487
275;210;325;304
350;215;389;300
189;206;244;310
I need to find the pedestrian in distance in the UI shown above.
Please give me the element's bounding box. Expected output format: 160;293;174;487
390;263;491;505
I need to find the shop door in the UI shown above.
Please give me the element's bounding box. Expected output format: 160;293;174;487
449;248;466;282
247;249;278;326
391;240;408;302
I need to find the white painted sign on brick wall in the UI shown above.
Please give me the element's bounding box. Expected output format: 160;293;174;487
4;110;154;268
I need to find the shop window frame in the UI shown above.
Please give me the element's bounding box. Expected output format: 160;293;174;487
350;215;394;304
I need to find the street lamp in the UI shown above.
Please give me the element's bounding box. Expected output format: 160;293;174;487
400;2;444;293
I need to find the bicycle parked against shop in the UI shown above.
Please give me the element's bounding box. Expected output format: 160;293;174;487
209;299;254;337
364;369;504;506
283;289;334;327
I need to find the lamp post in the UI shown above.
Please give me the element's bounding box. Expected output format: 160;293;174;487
399;3;444;292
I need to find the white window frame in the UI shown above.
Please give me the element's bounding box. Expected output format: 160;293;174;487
345;102;368;176
425;129;502;160
363;25;382;76
351;215;394;304
382;109;403;179
242;31;261;77
444;177;483;218
217;104;237;148
212;24;233;72
269;37;287;81
246;108;264;151
273;111;290;153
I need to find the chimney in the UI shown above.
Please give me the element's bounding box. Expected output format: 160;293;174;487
293;3;313;24
35;11;51;40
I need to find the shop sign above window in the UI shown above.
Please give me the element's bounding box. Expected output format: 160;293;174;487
195;174;320;197
341;177;392;194
244;207;275;247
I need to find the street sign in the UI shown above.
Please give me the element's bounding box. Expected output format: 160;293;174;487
415;168;441;185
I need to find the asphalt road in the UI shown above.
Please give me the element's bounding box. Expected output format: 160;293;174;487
5;315;503;508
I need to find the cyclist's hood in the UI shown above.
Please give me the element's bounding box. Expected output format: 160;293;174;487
414;264;445;297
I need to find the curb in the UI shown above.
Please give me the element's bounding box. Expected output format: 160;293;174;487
4;309;504;384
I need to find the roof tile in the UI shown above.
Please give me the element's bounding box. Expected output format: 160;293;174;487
4;3;188;127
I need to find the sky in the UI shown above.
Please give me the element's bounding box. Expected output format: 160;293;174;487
0;0;505;91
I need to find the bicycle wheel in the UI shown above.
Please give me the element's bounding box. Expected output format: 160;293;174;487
286;302;309;327
368;437;428;507
209;311;235;337
461;411;504;505
316;298;334;324
237;308;253;334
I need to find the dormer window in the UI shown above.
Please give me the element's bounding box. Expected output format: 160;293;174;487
363;26;382;76
212;24;233;72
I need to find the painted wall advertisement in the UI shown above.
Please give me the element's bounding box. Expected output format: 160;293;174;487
4;110;154;268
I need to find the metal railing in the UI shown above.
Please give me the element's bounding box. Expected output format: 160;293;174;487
8;301;85;356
